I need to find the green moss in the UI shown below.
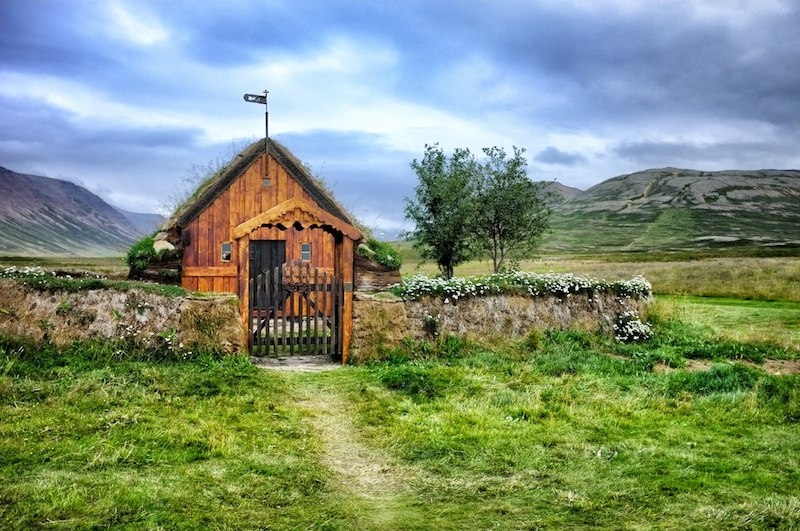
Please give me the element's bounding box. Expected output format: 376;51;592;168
358;238;403;270
124;235;157;271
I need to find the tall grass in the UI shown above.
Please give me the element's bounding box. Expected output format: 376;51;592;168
0;256;129;279
657;296;800;352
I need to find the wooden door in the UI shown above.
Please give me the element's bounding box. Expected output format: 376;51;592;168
249;240;286;346
249;240;286;279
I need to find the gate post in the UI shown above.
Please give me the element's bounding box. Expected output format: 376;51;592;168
339;237;354;364
239;234;251;353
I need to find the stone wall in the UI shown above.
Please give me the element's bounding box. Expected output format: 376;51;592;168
0;280;243;353
351;290;649;362
0;278;647;361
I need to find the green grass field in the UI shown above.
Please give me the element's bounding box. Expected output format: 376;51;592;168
2;330;798;530
660;296;800;353
0;351;363;529
539;208;800;254
2;250;799;528
0;256;129;279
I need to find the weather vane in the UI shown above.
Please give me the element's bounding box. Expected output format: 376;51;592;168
243;90;269;177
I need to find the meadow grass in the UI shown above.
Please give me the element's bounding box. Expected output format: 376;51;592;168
0;256;129;279
331;330;800;530
658;296;800;353
3;250;799;529
0;341;362;530
3;324;798;530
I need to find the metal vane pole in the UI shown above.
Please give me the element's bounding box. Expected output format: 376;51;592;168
243;90;269;178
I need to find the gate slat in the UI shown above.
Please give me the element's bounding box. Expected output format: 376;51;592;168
248;275;255;352
289;264;297;353
250;261;342;359
254;272;261;353
261;271;269;353
322;271;330;354
339;274;344;357
312;267;319;354
267;266;276;355
254;272;263;353
298;265;311;356
280;265;287;355
331;274;338;357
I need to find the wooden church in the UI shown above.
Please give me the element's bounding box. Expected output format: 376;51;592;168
159;138;363;362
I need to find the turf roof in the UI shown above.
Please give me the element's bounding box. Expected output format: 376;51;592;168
162;138;357;234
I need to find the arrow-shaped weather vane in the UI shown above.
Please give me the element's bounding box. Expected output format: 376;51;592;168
244;90;269;178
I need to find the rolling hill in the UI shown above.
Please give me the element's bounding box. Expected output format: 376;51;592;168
0;166;160;257
537;180;583;205
541;167;800;253
2;164;798;257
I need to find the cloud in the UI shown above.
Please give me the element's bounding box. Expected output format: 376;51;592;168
106;1;169;46
1;0;799;232
534;146;588;166
612;138;800;170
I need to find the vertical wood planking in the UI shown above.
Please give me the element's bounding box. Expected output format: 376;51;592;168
183;222;197;267
206;203;215;268
177;143;361;360
196;213;207;267
313;267;320;353
271;265;280;355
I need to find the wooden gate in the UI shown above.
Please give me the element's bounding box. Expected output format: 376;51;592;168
249;262;344;357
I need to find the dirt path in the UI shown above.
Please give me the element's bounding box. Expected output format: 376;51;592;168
293;378;418;529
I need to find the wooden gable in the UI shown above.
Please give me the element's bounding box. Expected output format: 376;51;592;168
176;139;360;291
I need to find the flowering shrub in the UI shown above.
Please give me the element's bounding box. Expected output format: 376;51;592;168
1;266;50;281
0;265;104;291
613;310;652;342
115;323;195;360
392;272;652;302
422;311;440;338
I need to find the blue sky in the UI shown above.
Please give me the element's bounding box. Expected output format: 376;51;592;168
2;0;798;237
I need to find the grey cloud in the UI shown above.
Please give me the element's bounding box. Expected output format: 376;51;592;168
612;139;797;169
534;146;587;166
3;0;799;225
448;3;800;128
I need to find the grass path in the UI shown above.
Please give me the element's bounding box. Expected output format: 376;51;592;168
293;375;423;530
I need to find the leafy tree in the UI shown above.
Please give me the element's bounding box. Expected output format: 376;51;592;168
473;146;552;272
404;144;478;278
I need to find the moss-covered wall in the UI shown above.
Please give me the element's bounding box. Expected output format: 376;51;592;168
351;291;650;363
0;280;243;354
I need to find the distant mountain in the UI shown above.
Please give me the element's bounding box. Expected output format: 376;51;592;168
542;168;800;252
0;166;153;256
116;208;165;236
536;180;583;205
